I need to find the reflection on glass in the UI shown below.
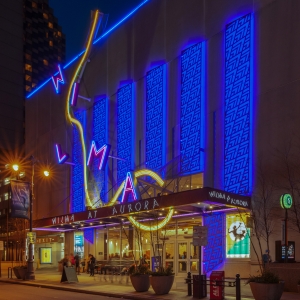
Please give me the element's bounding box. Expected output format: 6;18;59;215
165;261;173;269
108;227;120;259
190;261;198;272
178;261;187;272
178;243;187;258
190;244;199;259
165;243;174;259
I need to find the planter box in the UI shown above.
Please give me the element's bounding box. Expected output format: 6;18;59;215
130;274;150;292
12;267;22;279
150;275;174;295
249;282;284;300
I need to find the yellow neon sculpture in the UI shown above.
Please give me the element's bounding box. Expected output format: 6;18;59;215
107;169;174;231
66;11;101;208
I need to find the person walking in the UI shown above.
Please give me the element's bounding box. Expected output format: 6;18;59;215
74;253;80;275
89;254;96;276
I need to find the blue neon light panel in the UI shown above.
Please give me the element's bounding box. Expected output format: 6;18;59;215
224;13;252;194
91;97;108;204
117;84;134;182
203;213;225;274
146;65;166;171
72;110;86;212
181;42;204;175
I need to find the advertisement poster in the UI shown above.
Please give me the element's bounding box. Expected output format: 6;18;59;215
74;232;84;258
151;256;161;272
40;247;52;264
10;180;30;219
226;214;250;258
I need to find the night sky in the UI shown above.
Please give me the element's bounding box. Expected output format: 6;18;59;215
49;0;144;61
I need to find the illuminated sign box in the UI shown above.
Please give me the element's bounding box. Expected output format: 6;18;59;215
40;247;52;264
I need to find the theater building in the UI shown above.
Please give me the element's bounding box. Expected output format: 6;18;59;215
24;0;300;287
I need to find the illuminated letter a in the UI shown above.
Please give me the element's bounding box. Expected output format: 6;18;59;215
121;172;141;203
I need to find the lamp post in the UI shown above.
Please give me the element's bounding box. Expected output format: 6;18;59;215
26;156;50;280
27;155;37;280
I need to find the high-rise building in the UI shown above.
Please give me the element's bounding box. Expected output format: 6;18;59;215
0;0;65;156
24;0;66;95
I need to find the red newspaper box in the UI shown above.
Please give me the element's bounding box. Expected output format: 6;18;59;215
210;271;224;300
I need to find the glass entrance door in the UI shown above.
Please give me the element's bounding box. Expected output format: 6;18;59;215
177;241;199;274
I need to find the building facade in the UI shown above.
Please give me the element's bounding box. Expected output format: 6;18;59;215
12;0;300;285
0;0;65;261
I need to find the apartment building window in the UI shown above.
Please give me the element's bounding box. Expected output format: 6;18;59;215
49;40;53;47
25;74;32;81
48;22;53;29
25;53;31;60
32;2;37;8
43;13;48;19
26;85;32;92
25;64;32;72
43;59;48;66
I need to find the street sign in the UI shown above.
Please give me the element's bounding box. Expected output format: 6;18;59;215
0;241;3;251
27;232;36;244
193;226;208;246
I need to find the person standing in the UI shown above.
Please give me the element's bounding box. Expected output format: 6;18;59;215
74;253;80;275
89;254;96;276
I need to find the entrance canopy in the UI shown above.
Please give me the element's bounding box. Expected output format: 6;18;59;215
34;187;251;231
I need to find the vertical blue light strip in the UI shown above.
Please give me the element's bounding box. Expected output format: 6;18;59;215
224;13;252;194
117;84;134;182
91;97;108;204
180;42;204;175
72;110;86;212
146;65;166;171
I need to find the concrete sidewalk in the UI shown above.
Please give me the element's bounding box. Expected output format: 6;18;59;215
0;268;299;300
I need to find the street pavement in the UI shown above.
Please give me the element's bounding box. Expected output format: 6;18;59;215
0;282;122;300
0;267;299;300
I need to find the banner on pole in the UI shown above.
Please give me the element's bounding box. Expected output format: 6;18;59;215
10;180;30;219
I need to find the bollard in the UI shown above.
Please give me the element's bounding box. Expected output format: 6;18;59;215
187;272;192;296
235;274;241;300
8;267;12;279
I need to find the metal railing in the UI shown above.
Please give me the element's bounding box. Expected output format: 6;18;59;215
185;272;241;300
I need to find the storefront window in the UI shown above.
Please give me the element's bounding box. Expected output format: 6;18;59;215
108;226;121;259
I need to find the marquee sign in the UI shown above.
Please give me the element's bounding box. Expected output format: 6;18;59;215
34;185;251;229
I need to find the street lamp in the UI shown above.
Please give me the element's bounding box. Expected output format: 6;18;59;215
12;164;19;172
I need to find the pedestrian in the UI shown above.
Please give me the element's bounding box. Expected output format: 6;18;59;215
70;253;75;266
62;255;69;268
89;254;96;276
262;250;272;267
74;253;80;274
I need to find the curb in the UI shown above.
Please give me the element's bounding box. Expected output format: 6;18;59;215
0;279;174;300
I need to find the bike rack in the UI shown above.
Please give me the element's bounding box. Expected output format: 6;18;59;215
7;267;12;279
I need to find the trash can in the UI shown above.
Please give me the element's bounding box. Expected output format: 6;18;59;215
210;271;224;300
193;274;207;298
